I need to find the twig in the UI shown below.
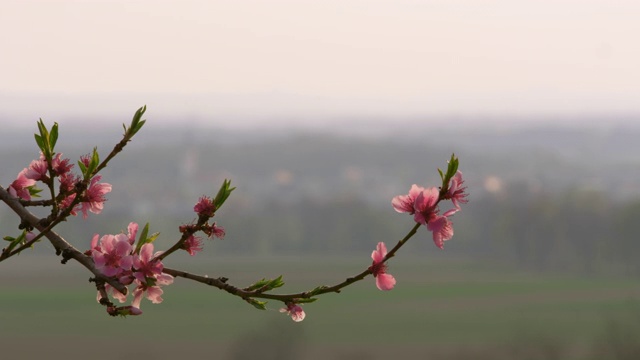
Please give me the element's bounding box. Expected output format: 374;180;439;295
0;185;128;294
163;222;422;303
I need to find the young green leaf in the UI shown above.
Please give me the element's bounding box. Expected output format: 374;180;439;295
77;160;87;174
126;106;147;136
244;275;284;292
308;285;329;296
35;119;53;160
28;187;43;198
245;278;271;291
83;147;100;178
214;179;236;209
441;154;459;192
245;298;267;310
266;275;285;290
34;134;45;153
49;122;59;150
134;223;151;254
5;231;27;253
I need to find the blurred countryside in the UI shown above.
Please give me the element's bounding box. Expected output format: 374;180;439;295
1;119;640;359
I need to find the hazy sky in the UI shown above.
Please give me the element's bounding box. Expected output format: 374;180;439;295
1;0;639;127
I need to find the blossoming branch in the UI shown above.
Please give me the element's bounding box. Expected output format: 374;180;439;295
0;107;468;321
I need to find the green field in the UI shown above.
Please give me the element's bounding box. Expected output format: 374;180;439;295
1;255;639;359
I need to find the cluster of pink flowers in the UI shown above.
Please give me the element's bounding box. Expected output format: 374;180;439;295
392;171;468;249
280;172;467;321
88;222;174;315
7;152;111;218
179;196;226;256
368;171;468;292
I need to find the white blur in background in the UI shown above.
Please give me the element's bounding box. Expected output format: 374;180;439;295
0;0;639;128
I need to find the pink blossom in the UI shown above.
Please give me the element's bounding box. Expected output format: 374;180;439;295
413;187;440;225
182;235;204;256
132;283;165;307
280;303;305;322
87;223;174;314
391;184;424;214
8;169;36;200
211;223;225;239
79;154;91;168
25;157;48;181
60;193;78;216
444;171;468;209
202;222;225;239
392;185;458;249
368;242;396;291
126;222;138;245
25;153;74;180
91;233;134;277
25;231;36;242
90;234;100;250
98;283;128;304
426;209;456;249
133;243;165;284
58;172;80;193
50;153;73;177
78;175;112;218
129;243;173;310
194;196;216;217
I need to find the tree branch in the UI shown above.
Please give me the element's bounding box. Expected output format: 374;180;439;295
0;185;128;294
163;222;422;303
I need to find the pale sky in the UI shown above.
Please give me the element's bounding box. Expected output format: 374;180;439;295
1;0;639;127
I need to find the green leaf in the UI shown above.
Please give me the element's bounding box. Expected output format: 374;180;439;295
34;134;45;153
134;222;151;254
308;285;329;296
84;147;100;178
91;147;100;168
245;298;267;310
441;154;459;191
245;278;270;291
448;154;459;176
146;232;160;244
36;119;49;139
28;187;43;198
245;275;285;292
3;236;16;242
267;275;285;290
35;119;53;160
5;231;27;253
126;106;147;136
214;179;236;209
77;160;87;174
49;122;59;150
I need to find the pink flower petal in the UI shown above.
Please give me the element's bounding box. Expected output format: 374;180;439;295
127;222;138;244
427;216;454;249
371;242;387;263
280;304;305;322
376;273;396;291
